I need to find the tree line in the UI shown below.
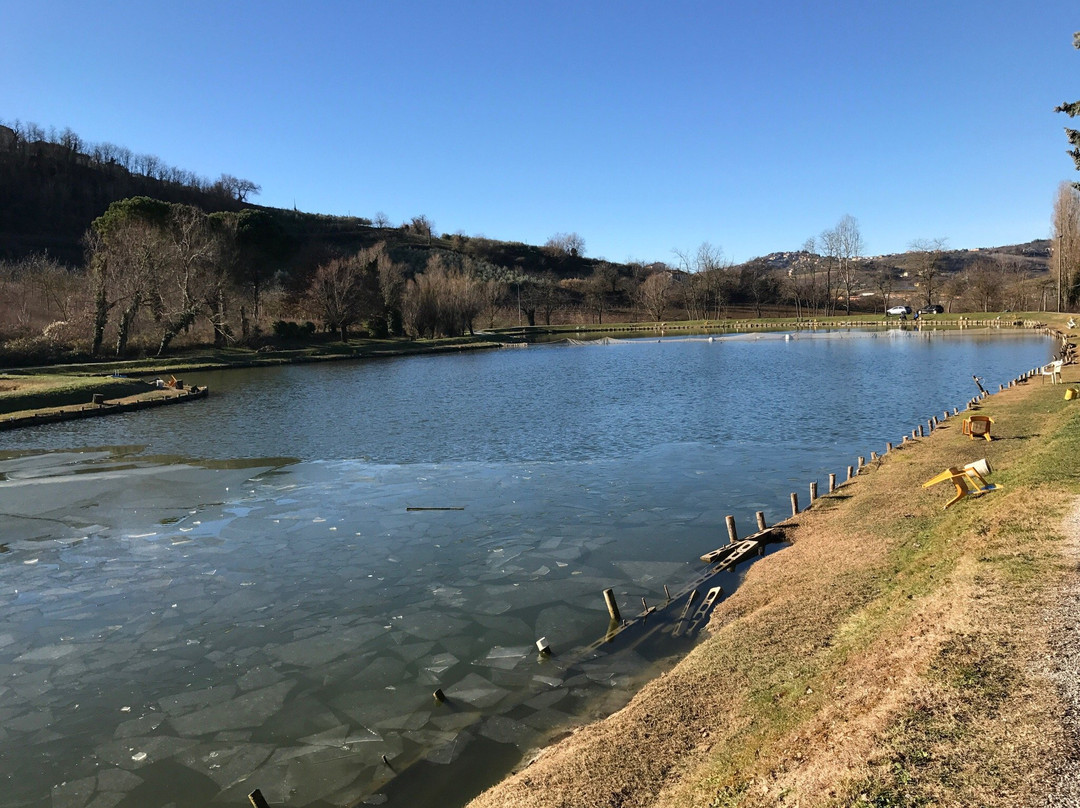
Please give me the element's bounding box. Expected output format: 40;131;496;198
0;119;260;203
0;195;1063;367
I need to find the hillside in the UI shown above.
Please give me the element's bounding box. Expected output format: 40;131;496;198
0;123;605;284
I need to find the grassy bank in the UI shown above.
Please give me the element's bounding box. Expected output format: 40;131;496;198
0;334;506;417
467;321;1077;807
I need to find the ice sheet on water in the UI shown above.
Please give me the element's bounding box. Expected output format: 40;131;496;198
85;792;126;808
429;710;483;733
95;735;200;770
480;715;533;746
612;560;693;591
389;641;435;663
175;741;275;789
445;672;510;708
51;775;97;808
472;614;532;637
218;744;368;806
236;666;284;692
95;769;143;793
114;713;165;739
13;642;79;663
373;710;430;731
534;604;601;647
298;725;349;747
423;652;459;676
395;611;471;641
521;707;579;735
474;645;531;671
352;655;408;688
267;634;353;667
524;687;569;711
423;729;474;765
159;684;238;716
169;680;295;736
7;709;54;732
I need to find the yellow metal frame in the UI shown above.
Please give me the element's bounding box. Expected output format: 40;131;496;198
922;461;1001;509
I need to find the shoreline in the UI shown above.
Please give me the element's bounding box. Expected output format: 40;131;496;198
464;329;1079;807
0;314;1060;430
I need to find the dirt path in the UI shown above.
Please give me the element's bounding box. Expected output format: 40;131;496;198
1042;498;1080;807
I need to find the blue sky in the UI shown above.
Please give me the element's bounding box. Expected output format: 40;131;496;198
2;1;1078;264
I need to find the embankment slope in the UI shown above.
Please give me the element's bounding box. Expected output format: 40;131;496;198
468;366;1080;807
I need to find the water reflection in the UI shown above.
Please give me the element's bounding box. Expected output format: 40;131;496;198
0;331;1053;807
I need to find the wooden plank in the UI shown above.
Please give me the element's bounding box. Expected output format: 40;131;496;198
699;526;782;563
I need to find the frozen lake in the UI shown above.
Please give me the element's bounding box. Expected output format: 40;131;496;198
0;329;1053;807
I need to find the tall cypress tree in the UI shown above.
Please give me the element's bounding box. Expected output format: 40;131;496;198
1057;32;1080;185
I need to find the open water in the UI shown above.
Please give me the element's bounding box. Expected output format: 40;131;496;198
0;328;1053;807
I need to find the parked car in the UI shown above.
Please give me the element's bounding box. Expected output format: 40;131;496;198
886;305;912;316
919;304;945;315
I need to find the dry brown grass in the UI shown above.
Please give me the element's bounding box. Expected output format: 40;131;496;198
468;363;1080;808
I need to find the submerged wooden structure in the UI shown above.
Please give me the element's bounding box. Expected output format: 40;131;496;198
0;385;208;431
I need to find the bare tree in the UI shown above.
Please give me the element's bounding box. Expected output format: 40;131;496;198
373;211;391;228
214;174;261;202
637;271;674;321
673;243;727;320
872;268;896;314
1052;182;1080;309
821;215;863;314
401;256;485;338
544;232;586;258
816;229;838;316
738;260;781;318
907;237;949;309
532;273;563;326
152;205;229;356
307;247;380;341
964;258;1004;312
407;215;435;243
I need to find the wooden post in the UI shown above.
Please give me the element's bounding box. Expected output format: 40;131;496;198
912;428;919;439
249;791;272;808
886;442;893;453
953;407;959;415
828;473;836;493
847;465;854;480
870;451;878;462
927;419;934;432
810;481;818;503
790;492;799;516
858;456;865;470
603;589;621;622
918;425;924;437
756;511;767;531
725;515;738;545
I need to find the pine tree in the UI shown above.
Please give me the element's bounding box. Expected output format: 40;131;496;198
1056;32;1080;184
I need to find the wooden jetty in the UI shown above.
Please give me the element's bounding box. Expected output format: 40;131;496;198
0;385;208;431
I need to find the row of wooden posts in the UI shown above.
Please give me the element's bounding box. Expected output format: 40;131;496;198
596;379;1017;625
245;366;1042;808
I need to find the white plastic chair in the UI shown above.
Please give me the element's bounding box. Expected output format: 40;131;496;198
1040;360;1064;384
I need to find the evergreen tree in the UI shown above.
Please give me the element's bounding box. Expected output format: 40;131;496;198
1056;32;1080;184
